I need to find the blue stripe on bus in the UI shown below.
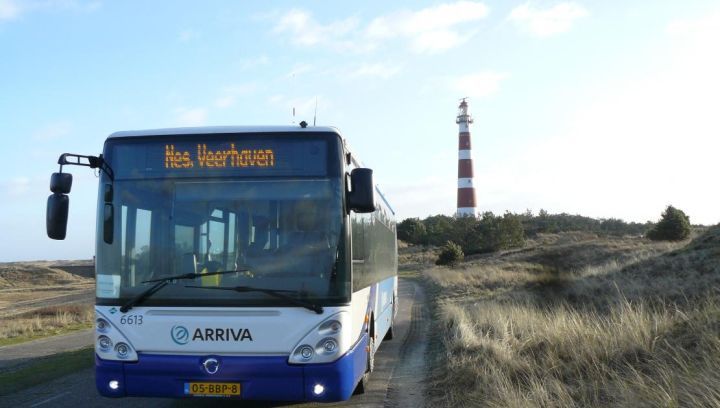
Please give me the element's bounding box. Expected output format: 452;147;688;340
95;334;369;402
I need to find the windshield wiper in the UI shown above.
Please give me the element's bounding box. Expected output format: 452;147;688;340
184;285;324;314
119;270;243;313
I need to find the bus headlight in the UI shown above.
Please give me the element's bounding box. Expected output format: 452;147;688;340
96;318;111;333
95;310;139;362
318;338;338;354
289;312;349;364
298;345;314;360
98;335;113;352
115;342;131;359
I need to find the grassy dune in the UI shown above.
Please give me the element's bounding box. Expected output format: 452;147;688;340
0;261;94;346
0;260;93;289
0;304;94;346
421;227;720;407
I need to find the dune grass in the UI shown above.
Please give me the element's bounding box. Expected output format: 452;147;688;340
420;227;720;407
0;304;94;347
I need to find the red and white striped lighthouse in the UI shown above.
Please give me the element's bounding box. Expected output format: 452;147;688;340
456;98;477;217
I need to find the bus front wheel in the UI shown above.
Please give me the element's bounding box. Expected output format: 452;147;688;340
384;299;396;340
354;335;375;395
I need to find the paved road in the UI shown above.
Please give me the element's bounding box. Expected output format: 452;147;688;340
0;329;93;371
0;278;430;408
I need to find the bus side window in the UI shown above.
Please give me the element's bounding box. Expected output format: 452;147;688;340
351;212;364;262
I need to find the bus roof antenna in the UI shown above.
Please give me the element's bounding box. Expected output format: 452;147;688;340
313;97;318;126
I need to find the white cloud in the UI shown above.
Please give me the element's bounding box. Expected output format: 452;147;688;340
367;1;489;53
474;10;720;224
32;121;72;141
0;0;20;20
273;9;361;51
174;107;208;126
0;0;100;21
272;2;489;54
451;71;508;99
348;63;402;79
508;2;588;37
213;83;257;108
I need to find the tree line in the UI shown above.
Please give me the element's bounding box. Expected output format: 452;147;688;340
399;206;693;266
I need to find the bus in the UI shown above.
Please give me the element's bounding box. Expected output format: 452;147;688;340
45;125;398;402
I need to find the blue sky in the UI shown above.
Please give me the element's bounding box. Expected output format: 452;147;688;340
1;0;718;261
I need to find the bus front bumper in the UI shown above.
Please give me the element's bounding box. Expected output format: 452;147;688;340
95;334;368;402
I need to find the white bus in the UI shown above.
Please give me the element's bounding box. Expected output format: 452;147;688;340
46;125;398;402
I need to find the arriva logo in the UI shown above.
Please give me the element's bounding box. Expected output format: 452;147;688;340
171;325;190;345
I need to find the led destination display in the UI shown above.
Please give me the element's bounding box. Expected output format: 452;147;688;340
107;136;328;179
165;144;275;169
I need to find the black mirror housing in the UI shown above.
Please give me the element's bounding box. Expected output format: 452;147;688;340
103;183;113;202
347;168;375;213
47;193;69;240
50;172;72;194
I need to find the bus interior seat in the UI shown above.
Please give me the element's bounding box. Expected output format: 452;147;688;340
181;253;197;275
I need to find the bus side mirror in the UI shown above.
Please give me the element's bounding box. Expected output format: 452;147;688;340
347;168;375;213
47;172;73;240
50;172;72;194
47;193;69;240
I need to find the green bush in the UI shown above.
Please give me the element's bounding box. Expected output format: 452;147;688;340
436;241;464;266
397;218;427;244
468;212;525;254
647;205;691;241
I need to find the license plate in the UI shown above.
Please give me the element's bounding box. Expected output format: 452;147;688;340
184;382;241;397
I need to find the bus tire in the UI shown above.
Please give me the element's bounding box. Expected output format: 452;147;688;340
367;335;375;373
354;335;375;395
384;299;396;340
384;324;394;340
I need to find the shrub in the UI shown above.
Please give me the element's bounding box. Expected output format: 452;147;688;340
436;241;464;266
397;218;427;244
647;205;691;241
469;212;525;254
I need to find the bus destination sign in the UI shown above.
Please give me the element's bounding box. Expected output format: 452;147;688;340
108;137;328;179
165;144;275;169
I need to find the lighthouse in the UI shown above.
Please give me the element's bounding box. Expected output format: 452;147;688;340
456;98;477;217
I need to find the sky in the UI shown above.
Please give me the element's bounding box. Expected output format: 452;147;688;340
1;0;719;261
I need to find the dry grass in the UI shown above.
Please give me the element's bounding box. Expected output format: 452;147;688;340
0;304;94;345
399;242;440;273
424;227;720;407
0;260;93;289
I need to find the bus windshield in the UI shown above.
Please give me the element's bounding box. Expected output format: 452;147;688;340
95;134;349;306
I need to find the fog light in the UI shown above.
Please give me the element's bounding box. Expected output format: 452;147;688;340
313;384;325;395
108;380;119;390
319;338;337;354
115;342;130;359
98;335;112;352
299;345;314;360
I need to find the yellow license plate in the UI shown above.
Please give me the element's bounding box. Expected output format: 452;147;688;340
185;382;241;397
